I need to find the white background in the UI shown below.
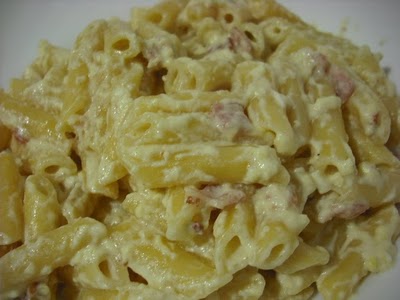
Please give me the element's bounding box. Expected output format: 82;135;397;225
0;1;399;299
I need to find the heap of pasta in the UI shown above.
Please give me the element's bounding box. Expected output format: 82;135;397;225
1;0;400;299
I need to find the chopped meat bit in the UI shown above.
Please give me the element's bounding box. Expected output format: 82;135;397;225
228;27;252;54
329;65;355;103
312;53;331;78
191;222;204;235
211;102;253;140
332;201;369;220
312;52;355;103
13;127;30;144
186;196;201;205
372;112;380;125
200;184;246;209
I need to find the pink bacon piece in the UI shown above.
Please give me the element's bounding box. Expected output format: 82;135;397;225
200;184;246;209
207;27;252;55
329;65;355;103
13;127;30;144
211;102;252;134
312;53;355;103
228;27;252;54
331;201;369;220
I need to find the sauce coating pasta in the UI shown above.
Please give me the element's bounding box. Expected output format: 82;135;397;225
0;1;399;299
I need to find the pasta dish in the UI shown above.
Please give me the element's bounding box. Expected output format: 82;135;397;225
0;0;399;299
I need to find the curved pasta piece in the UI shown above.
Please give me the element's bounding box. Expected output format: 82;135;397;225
0;152;24;245
0;218;107;298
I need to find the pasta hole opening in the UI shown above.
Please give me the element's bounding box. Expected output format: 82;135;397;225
324;165;338;175
209;208;222;225
136;122;152;134
273;26;282;35
349;239;362;248
372;113;381;127
36;180;50;197
225;236;242;258
45;165;60;175
98;260;111;277
185;72;197;90
294;145;311;159
244;30;256;42
0;241;23;258
286;106;297;128
224;13;234;24
148;12;163;24
65;131;76;139
127;267;148;284
112;38;130;52
177;25;189;36
70;149;82;171
167;69;178;89
267;244;285;262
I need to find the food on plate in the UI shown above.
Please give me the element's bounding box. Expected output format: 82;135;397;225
0;0;399;299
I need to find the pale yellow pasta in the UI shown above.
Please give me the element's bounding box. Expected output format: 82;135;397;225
246;0;305;23
164;186;213;241
317;251;367;300
0;151;24;245
274;266;323;298
104;18;142;59
117;144;289;189
261;270;316;300
345;111;400;168
77;285;186;300
131;0;188;32
106;216;232;299
0;89;59;140
0;0;399;299
72;256;131;290
248;89;302;156
130;90;235;114
315;163;400;222
164;56;234;93
23;174;62;242
238;22;270;59
206;267;265;300
61;179;99;222
275;241;329;274
122;189;167;234
81;150;119;199
177;0;220;27
308;96;357;193
261;17;298;47
0;218;107;299
0;123;11;150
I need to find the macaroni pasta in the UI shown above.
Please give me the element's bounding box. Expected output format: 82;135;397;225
0;0;399;299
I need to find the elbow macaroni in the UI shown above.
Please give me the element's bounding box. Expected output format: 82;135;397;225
0;0;400;299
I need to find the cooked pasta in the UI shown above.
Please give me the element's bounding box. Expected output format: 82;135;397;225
0;0;399;299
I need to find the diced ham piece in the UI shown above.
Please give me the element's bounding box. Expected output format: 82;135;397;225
211;102;253;139
329;65;355;103
186;196;201;205
13;127;29;144
191;222;205;235
312;52;355;103
200;184;246;209
312;53;331;78
228;27;252;54
331;201;369;220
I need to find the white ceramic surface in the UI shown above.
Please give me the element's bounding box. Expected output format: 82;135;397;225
0;1;399;299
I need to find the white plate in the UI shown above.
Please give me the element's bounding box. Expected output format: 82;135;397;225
0;1;399;299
